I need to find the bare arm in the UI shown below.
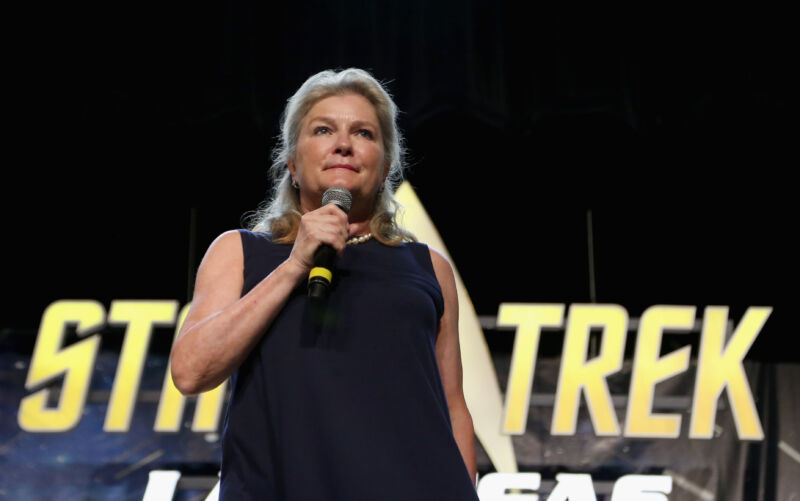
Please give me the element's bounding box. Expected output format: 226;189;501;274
430;248;477;487
171;205;349;395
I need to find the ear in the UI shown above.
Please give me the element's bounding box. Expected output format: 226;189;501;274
287;161;296;179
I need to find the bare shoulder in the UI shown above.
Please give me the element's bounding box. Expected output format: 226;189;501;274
202;229;244;266
428;246;454;280
182;230;244;330
428;247;457;303
194;229;244;292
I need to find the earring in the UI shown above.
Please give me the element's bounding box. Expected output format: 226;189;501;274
291;178;299;189
377;183;385;194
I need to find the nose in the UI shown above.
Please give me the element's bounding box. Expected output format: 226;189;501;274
334;131;352;156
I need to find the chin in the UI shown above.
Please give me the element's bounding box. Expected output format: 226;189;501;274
325;179;358;192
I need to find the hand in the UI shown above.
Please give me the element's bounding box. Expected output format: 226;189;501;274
288;204;349;273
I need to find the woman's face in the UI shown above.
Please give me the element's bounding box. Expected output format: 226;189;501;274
289;93;388;213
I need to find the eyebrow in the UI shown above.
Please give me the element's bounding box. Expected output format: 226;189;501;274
308;116;378;130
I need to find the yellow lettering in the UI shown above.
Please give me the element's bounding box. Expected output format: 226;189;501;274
552;304;627;436
18;300;104;431
155;304;228;432
498;303;564;434
625;305;693;437
104;301;178;432
690;306;770;439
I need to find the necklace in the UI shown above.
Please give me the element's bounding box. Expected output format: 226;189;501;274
346;233;373;245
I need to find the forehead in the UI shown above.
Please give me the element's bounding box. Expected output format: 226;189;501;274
304;93;379;125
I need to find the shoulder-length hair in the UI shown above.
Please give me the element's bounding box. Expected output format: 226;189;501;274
246;68;415;245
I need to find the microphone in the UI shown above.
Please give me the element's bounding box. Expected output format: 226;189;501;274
308;187;352;299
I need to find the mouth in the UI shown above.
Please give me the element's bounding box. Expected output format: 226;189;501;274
326;164;359;172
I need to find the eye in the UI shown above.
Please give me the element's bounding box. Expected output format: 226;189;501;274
314;126;330;135
357;129;374;139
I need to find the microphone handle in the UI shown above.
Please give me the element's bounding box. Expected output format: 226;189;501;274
308;243;336;299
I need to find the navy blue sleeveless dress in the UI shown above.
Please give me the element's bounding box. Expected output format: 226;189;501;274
219;230;479;500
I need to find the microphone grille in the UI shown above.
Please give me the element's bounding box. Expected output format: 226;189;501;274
322;187;352;214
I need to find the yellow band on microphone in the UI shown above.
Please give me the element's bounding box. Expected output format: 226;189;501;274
309;267;332;283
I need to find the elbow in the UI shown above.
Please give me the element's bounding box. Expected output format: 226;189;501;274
170;353;225;396
169;327;231;396
172;372;201;397
170;353;203;396
170;331;210;396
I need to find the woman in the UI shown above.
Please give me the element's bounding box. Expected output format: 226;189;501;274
171;68;478;500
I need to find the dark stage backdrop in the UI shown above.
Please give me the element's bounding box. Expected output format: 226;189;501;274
3;2;797;499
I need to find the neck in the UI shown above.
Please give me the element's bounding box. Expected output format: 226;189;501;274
347;217;372;238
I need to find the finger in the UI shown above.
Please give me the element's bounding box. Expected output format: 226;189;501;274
316;203;347;217
317;204;349;225
302;212;347;229
309;226;347;250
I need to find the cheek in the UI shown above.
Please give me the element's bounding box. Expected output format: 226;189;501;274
366;144;385;166
295;140;324;171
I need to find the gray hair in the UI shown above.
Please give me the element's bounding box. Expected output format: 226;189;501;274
246;68;414;245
